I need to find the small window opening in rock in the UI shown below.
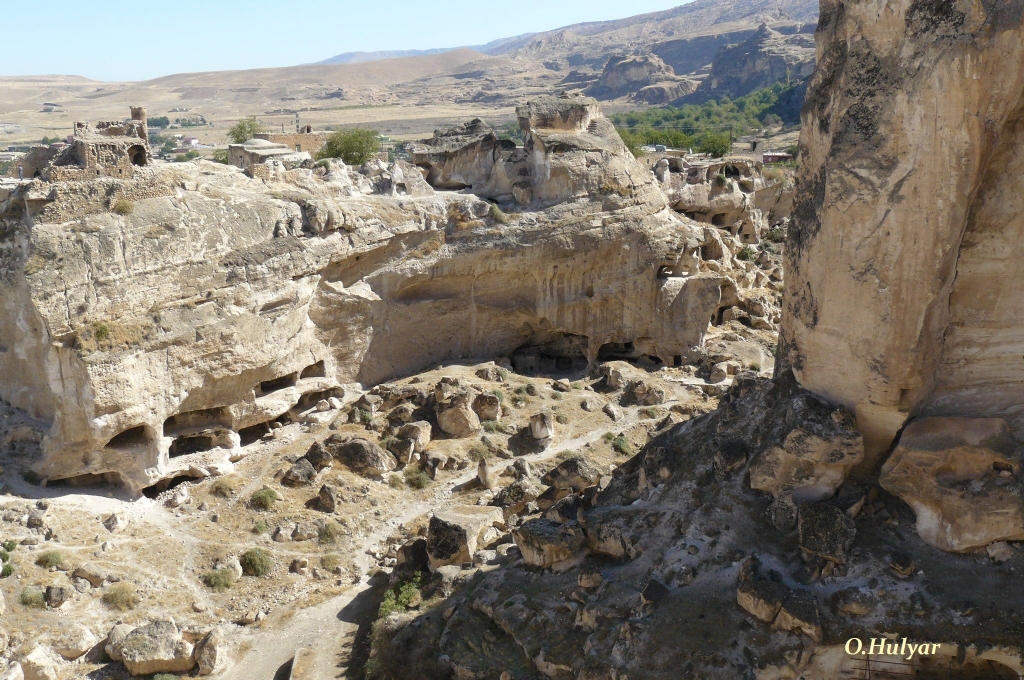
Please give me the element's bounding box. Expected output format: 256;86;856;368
168;434;214;458
714;308;727;326
673;355;683;367
105;425;149;449
724;164;740;178
300;361;327;379
297;388;344;411
994;460;1014;473
142;475;192;499
260;373;298;395
738;316;753;328
657;265;673;279
128;145;147;167
712;213;728;227
646;355;664;366
597;341;637;362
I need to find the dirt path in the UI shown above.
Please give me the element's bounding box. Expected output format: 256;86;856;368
215;417;643;680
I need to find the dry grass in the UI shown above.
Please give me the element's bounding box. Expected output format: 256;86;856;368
102;582;140;611
35;550;65;569
241;548;274;577
111;199;134;216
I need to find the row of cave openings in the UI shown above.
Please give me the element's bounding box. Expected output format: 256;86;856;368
98;360;334;495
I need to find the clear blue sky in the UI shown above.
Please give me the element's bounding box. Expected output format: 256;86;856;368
3;0;686;82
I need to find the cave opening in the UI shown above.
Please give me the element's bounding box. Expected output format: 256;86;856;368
168;434;215;458
597;341;637;362
142;475;193;499
511;333;589;376
300;361;327;379
105;425;150;449
238;422;273;447
259;373;298;395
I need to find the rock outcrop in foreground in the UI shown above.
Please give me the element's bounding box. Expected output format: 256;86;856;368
0;95;773;492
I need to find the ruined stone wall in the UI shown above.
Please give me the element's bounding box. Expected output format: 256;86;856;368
255;132;331;156
780;0;1024;462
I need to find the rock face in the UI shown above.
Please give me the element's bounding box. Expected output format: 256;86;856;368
880;417;1024;552
780;0;1024;463
311;435;395;477
0;95;746;492
687;23;816;102
586;54;696;103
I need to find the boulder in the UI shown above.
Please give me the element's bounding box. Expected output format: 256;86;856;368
530;411;555;441
303;443;334;471
749;426;863;502
103;512;129;533
602;403;621;421
314;484;341;513
104;623;134;661
491;479;542;520
879;417;1024;552
44;586;72;608
623;380;664;406
773;590;822;643
536;485;572;511
477;460;496;490
436;394;482;438
542;456;598;492
50;623;97;660
120;620;196;676
736;557;789;624
512;518;587;571
475;366;505;382
472;393;502;422
798;502;856;564
19;648;56;680
281;458;317;487
425;506;503;571
0;662;22;680
318;435;396;477
396;421;432;452
194;629;227;676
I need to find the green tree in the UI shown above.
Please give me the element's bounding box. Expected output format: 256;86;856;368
148;116;170;129
227;116;265;144
317;128;380;165
697;132;732;158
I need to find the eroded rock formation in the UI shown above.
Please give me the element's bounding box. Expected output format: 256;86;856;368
0;96;769;492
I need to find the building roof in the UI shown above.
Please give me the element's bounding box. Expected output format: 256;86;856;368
240;138;285;149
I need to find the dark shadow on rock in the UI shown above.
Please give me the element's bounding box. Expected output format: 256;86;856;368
507;427;547;456
273;657;293;680
336;572;390;679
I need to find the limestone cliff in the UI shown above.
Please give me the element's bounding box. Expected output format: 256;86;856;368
0;96;752;492
780;0;1024;461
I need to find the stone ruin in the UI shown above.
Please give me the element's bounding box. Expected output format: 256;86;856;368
15;107;151;182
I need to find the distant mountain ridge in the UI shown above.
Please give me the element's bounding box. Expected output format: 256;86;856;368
318;35;536;65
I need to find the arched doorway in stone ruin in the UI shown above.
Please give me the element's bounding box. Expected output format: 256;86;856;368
128;145;148;166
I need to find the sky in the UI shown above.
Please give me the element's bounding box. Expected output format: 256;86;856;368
2;0;687;82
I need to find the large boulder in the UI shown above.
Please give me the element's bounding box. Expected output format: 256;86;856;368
316;435;396;477
119;620;196;676
491;479;542;520
281;458;317;487
104;623;134;662
50;623;97;660
425;506;503;571
542;456;599;492
880;417;1024;552
472;393;502;422
530;411;555;441
19;648;57;680
194;629;227;676
798;503;855;564
396;421;432;452
512;518;587;571
436;394;481;438
749;426;863;503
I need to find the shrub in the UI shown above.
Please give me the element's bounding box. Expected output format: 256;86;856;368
251;520;268;535
749;363;761;372
714;172;728;187
387;475;405;490
35;550;65;569
550;392;562;401
468;445;490;462
490;389;506;404
240;548;274;577
153;675;180;680
355;408;373;425
766;225;786;243
490;204;510;225
737;245;757;261
321;554;343;572
1;540;15;552
403;467;431;490
638;407;660;419
0;564;12;578
377;572;423;620
319;520;343;545
111;199;134;216
763;167;785;183
513;385;530;396
555;413;569;425
250;488;278;511
0;550;8;563
210;477;238;498
698;132;732;158
604;432;633;456
202;568;236;592
102;582;139;611
211;149;230;164
482;420;514;434
20;587;45;609
317;128;379;166
495;368;510;381
93;323;110;342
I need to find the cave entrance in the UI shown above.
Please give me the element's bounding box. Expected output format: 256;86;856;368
510;333;589;376
724;164;740;178
164;407;231;435
598;341;638;362
168;434;214;458
259;372;298;395
105;425;151;450
238;422;273;447
128;145;147;167
711;213;729;227
300;361;327;379
141;475;192;499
